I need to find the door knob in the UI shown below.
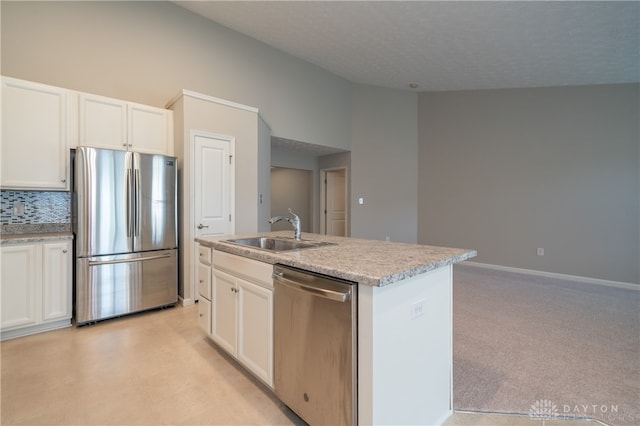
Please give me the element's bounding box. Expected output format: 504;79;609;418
197;224;209;229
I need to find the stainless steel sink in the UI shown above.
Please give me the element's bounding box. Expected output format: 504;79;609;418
223;237;336;253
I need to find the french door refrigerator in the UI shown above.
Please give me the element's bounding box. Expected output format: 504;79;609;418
74;146;178;325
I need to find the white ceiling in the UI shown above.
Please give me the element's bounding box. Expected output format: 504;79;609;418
175;1;639;92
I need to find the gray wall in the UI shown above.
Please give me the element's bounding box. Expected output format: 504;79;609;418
351;84;419;243
2;0;419;243
418;84;640;284
1;1;351;151
271;146;320;232
270;168;313;233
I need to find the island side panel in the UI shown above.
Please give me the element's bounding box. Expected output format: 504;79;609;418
358;265;453;425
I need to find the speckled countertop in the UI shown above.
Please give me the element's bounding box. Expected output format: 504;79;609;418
196;231;476;287
1;223;73;244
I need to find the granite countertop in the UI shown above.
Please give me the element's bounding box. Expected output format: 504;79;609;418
1;223;73;244
196;231;476;287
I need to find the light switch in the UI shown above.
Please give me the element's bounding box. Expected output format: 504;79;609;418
358;197;364;205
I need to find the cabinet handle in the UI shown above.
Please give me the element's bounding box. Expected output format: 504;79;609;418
197;224;209;229
61;179;66;183
199;279;203;283
123;143;128;147
62;249;68;253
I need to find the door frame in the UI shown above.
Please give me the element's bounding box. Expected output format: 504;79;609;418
320;167;349;236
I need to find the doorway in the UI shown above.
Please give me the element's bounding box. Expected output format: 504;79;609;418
270;167;312;233
321;168;347;236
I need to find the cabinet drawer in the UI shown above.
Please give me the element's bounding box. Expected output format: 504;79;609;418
198;263;211;300
198;245;212;266
213;250;273;289
197;297;211;336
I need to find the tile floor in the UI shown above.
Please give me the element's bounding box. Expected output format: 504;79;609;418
1;304;598;425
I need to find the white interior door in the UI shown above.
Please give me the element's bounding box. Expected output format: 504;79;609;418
325;169;346;236
193;133;234;237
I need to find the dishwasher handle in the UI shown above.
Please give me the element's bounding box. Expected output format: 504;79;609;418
273;272;351;303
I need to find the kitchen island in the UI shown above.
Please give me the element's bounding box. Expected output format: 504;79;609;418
196;231;476;425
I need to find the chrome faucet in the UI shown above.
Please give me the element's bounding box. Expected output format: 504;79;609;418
269;208;301;240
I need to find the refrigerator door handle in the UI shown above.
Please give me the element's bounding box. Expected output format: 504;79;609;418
126;168;133;238
87;253;172;266
134;168;141;237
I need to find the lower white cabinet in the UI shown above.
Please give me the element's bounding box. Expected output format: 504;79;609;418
210;249;274;387
1;239;72;340
196;243;212;335
212;269;238;354
197;297;211;335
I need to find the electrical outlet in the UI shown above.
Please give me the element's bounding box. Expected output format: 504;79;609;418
410;299;425;319
358;197;364;205
12;202;25;216
537;248;544;256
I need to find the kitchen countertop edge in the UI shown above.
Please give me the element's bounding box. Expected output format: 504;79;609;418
196;232;476;287
1;232;74;244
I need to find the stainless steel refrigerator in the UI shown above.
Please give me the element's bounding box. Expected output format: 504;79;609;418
74;146;178;325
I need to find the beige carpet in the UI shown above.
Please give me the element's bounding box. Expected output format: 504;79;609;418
452;263;640;426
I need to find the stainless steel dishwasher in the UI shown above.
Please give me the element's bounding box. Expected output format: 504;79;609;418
273;264;357;426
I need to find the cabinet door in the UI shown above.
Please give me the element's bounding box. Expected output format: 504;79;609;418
1;244;39;329
1;78;68;190
198;297;211;336
198;263;211;300
212;269;238;355
41;241;72;322
128;103;171;155
237;279;273;386
79;94;128;150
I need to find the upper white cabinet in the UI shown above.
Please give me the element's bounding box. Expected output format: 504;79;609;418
79;93;173;155
78;94;127;150
1;76;174;190
1;77;69;190
128;102;172;155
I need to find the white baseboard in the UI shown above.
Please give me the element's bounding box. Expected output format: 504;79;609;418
1;319;71;341
459;261;639;291
178;296;196;306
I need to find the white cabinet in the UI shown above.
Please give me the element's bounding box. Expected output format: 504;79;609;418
210;249;274;387
79;93;173;155
0;244;38;329
196;243;212;335
42;242;73;322
1;75;174;191
236;277;273;382
212;268;238;354
78;94;127;150
1;77;69;190
1;239;73;340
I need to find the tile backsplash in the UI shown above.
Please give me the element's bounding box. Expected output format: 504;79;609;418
1;191;71;224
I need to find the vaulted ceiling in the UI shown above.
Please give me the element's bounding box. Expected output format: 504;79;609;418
175;1;639;92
